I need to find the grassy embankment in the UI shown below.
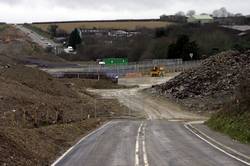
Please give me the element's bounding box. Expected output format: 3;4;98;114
207;74;250;144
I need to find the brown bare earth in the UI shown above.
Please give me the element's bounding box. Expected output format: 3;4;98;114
33;20;174;33
0;26;130;166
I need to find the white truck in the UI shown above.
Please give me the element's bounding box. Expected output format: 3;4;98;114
64;46;76;54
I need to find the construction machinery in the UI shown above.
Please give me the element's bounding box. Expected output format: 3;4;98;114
150;66;165;77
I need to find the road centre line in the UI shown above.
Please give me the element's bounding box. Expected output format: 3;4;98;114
135;122;149;166
142;125;149;166
135;123;143;166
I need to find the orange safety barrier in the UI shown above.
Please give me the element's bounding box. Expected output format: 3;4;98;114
124;72;143;78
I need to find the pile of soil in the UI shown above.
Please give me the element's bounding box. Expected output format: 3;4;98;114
0;119;103;166
0;64;129;166
151;50;250;112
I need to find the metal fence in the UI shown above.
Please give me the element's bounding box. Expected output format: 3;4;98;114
53;46;64;55
100;60;202;76
47;59;202;78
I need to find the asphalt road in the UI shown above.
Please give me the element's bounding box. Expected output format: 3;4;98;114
14;25;58;49
52;77;247;166
54;120;245;166
146;120;245;166
54;120;140;166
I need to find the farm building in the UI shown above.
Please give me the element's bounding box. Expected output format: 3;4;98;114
187;15;214;24
80;28;139;38
108;30;139;38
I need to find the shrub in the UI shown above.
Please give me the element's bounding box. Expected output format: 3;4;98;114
68;28;82;49
168;35;200;60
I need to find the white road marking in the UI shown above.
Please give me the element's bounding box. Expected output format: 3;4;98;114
188;121;250;161
184;123;250;166
135;123;143;166
51;121;113;166
135;122;149;166
168;119;183;122
142;125;149;166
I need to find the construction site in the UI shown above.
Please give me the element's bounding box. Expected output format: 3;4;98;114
0;23;250;166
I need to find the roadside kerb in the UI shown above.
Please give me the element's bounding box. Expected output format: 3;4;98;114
184;121;250;165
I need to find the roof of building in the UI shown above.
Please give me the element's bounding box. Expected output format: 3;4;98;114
189;15;213;20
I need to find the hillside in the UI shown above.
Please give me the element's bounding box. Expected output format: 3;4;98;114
32;19;174;33
52;23;250;62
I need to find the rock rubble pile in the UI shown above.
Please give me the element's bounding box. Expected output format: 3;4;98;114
152;50;250;111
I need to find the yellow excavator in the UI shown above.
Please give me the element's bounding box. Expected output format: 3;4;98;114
150;66;165;77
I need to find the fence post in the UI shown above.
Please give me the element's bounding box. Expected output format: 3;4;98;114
46;109;49;124
94;98;97;119
22;109;26;126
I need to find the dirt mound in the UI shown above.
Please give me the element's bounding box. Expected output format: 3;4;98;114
1;65;76;97
152;50;250;112
0;65;130;165
0;65;128;127
0;119;102;166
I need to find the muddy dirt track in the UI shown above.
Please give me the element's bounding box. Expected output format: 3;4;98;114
89;75;206;121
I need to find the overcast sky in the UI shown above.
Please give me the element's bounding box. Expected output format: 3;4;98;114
0;0;249;23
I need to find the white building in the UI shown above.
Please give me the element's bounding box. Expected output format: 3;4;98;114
187;15;214;24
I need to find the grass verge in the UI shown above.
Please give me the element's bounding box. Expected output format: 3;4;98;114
207;109;250;144
207;71;250;144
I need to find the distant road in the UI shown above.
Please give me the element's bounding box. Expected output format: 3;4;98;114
14;24;58;49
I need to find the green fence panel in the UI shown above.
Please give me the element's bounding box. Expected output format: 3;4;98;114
103;58;128;65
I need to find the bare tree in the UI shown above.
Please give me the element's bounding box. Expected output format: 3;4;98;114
235;13;243;17
175;11;185;16
213;7;231;17
187;10;196;17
